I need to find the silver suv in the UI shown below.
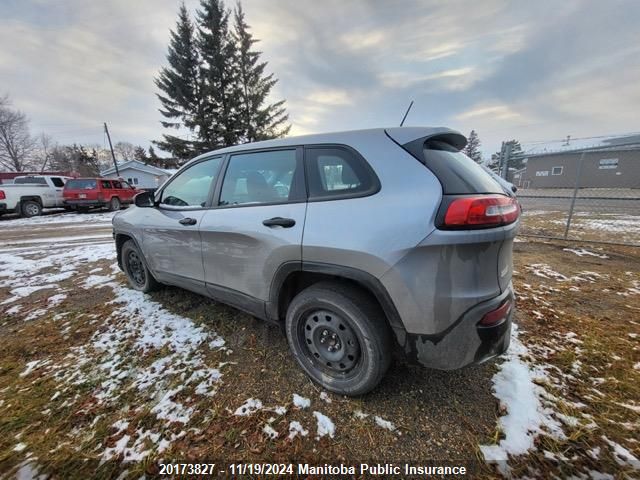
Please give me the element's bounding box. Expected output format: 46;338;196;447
112;127;519;395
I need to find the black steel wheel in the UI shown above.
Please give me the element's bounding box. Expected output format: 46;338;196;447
121;239;160;293
286;282;391;396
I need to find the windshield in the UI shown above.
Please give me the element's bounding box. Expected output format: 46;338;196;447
14;176;46;185
65;179;97;190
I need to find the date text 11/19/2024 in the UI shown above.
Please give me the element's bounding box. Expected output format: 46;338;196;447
158;463;469;476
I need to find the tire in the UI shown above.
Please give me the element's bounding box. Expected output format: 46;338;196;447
285;282;391;396
21;200;42;218
121;240;160;293
109;197;121;211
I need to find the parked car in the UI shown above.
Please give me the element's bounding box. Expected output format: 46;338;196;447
63;178;141;212
112;127;520;395
0;175;71;217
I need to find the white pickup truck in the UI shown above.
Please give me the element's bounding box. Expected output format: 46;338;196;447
0;175;71;217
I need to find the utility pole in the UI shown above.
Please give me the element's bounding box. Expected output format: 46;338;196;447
502;141;512;179
104;122;119;176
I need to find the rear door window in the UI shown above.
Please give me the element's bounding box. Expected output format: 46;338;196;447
51;177;65;187
305;147;379;199
219;149;300;206
101;180;112;189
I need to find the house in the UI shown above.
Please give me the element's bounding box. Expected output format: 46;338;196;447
516;134;640;189
100;160;176;190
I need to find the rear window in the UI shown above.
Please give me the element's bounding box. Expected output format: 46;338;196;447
14;176;46;184
65;179;97;190
422;140;504;194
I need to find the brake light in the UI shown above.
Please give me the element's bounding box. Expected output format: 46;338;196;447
479;299;512;327
443;195;519;228
0;190;5;200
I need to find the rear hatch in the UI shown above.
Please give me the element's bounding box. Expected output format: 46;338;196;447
63;179;99;200
386;128;519;295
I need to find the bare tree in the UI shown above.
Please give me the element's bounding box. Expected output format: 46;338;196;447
114;141;137;162
0;96;36;172
36;133;55;172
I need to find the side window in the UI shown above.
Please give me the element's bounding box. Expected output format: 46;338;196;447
306;147;377;198
101;180;112;188
51;177;65;187
112;181;123;189
219;150;298;206
160;157;222;207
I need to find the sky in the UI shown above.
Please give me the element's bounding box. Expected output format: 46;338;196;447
1;0;639;159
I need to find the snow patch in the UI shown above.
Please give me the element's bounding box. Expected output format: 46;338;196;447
293;393;310;409
312;411;335;439
234;398;263;416
288;421;309;440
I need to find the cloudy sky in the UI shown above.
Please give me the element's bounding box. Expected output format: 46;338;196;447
1;0;639;158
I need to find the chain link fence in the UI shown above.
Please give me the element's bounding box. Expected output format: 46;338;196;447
517;190;640;246
499;137;640;246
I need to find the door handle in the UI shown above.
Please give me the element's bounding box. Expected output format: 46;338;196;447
263;217;296;228
179;217;197;226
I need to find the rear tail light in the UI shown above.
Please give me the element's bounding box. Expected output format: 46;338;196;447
0;190;5;200
479;299;513;327
443;195;519;228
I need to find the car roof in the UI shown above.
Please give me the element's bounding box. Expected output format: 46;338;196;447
186;126;465;166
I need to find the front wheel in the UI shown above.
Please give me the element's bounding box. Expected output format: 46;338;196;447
285;282;391;396
121;240;160;293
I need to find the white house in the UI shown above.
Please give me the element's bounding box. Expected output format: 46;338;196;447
100;160;176;190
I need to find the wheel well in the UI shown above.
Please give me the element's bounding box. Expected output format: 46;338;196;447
115;233;133;268
275;271;400;335
20;196;42;205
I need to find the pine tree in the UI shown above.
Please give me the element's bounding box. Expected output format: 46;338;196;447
233;4;290;142
196;0;241;150
462;130;482;163
133;146;148;162
154;3;200;160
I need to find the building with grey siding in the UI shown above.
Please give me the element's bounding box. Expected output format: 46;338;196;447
100;160;176;190
514;135;640;189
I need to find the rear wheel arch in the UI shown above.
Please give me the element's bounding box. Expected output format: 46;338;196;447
269;262;406;344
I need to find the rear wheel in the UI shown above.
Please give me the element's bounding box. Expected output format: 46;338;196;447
21;200;42;218
108;197;121;211
121;240;160;293
285;282;391;396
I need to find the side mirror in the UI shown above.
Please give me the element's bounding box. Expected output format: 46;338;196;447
134;190;155;208
511;185;518;193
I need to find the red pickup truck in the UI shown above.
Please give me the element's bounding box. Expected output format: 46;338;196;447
63;178;143;211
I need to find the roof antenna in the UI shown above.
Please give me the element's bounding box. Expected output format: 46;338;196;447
400;100;414;127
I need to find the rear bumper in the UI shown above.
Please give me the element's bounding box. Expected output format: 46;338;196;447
399;285;514;370
64;200;107;208
0;203;16;214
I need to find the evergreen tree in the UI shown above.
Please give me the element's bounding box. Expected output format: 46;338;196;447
196;0;241;150
462;130;482;163
233;4;290;142
133;146;148;162
154;3;200;160
488;139;525;173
